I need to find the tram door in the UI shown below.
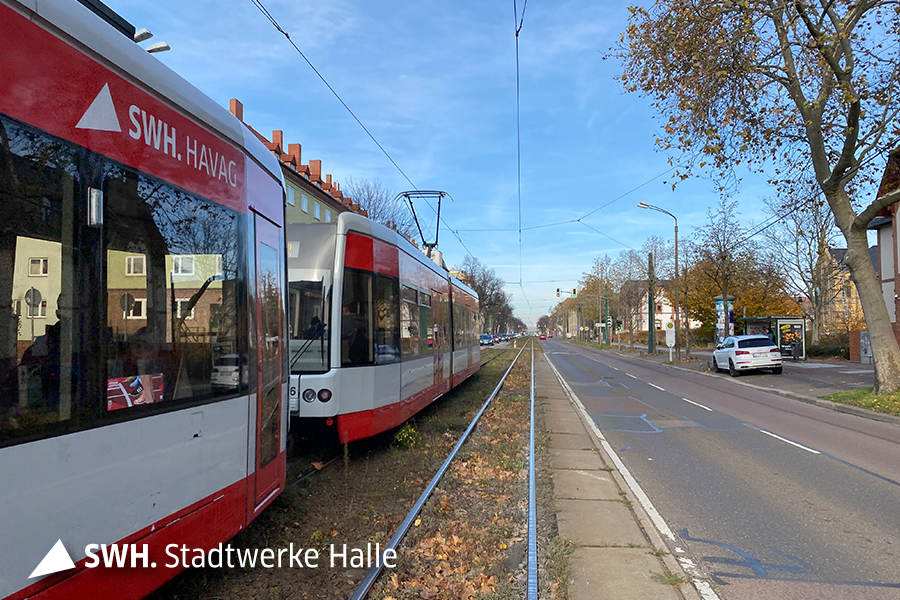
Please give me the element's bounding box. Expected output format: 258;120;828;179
253;215;284;508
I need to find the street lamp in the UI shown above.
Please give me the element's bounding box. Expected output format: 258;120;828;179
638;202;680;360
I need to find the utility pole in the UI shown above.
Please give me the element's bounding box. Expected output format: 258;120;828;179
648;252;655;354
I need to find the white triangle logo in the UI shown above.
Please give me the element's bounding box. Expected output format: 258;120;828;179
29;539;77;579
75;83;121;132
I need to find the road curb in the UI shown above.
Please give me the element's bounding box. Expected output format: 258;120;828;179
623;353;900;427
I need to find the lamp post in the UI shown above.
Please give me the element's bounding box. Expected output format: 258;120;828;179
638;202;680;360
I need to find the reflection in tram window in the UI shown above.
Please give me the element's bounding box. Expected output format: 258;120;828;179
400;284;419;361
104;167;245;410
0;118;80;442
341;268;373;367
374;274;400;364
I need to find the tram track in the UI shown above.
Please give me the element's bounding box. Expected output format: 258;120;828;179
349;340;540;600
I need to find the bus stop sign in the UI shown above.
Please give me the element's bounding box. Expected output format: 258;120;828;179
665;321;675;348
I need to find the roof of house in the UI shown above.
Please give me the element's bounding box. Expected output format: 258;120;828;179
828;246;879;277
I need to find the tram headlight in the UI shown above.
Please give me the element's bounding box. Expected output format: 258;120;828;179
318;389;333;402
302;389;316;403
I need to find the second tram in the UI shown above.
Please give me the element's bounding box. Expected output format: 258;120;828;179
287;214;481;443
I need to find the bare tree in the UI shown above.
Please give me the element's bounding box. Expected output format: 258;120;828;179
762;194;839;344
343;177;417;239
460;255;513;333
612;249;647;351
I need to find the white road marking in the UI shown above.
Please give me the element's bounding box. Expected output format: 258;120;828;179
759;429;821;454
682;397;713;412
545;356;674;540
648;383;665;391
625;373;638;379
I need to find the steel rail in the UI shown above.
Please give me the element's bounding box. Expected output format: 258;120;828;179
349;341;530;600
527;343;538;598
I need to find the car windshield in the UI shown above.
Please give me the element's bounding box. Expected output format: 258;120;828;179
739;338;774;349
215;356;240;367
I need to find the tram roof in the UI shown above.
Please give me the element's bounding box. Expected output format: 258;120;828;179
294;213;478;300
15;0;282;185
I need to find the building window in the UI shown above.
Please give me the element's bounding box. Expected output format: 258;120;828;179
29;257;49;276
287;187;295;206
325;209;331;223
126;255;145;276
124;298;146;320
172;255;194;275
314;203;321;220
175;299;195;320
301;195;308;213
27;299;47;318
656;303;663;312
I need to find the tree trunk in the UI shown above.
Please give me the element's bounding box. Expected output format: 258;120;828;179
843;224;900;394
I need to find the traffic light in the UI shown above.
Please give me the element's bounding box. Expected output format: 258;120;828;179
572;288;577;298
556;288;560;297
616;319;622;331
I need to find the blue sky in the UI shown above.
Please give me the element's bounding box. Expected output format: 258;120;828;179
116;0;779;326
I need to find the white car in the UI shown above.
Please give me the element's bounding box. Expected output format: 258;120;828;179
713;335;783;376
211;354;241;388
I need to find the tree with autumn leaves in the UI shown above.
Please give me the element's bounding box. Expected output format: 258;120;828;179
615;0;900;392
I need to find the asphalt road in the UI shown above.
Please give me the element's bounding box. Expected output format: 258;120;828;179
542;339;900;600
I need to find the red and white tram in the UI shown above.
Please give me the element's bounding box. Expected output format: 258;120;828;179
287;214;481;443
0;1;288;598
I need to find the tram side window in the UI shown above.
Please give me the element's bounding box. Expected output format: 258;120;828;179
341;268;373;367
400;285;419;360
452;301;464;350
1;118;83;443
419;292;433;357
374;274;399;365
104;167;245;411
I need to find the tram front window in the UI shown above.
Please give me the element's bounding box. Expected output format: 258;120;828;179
287;224;335;374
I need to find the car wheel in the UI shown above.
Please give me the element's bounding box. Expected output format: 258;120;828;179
712;357;720;373
728;360;739;377
772;366;783;374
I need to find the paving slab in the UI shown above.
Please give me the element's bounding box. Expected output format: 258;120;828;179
556;499;646;546
549;448;605;470
553;469;619;500
568;547;681;600
547;432;596;450
545;415;586;432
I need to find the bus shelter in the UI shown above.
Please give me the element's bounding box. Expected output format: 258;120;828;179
737;316;806;360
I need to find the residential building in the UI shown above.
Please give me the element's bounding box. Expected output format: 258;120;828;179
227;99;365;225
621;280;701;332
867;149;900;341
819;247;876;335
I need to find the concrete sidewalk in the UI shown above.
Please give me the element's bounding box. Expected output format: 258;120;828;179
535;357;707;600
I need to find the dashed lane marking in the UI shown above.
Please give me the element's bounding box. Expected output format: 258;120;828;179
648;382;665;391
757;428;821;454
682;397;713;412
